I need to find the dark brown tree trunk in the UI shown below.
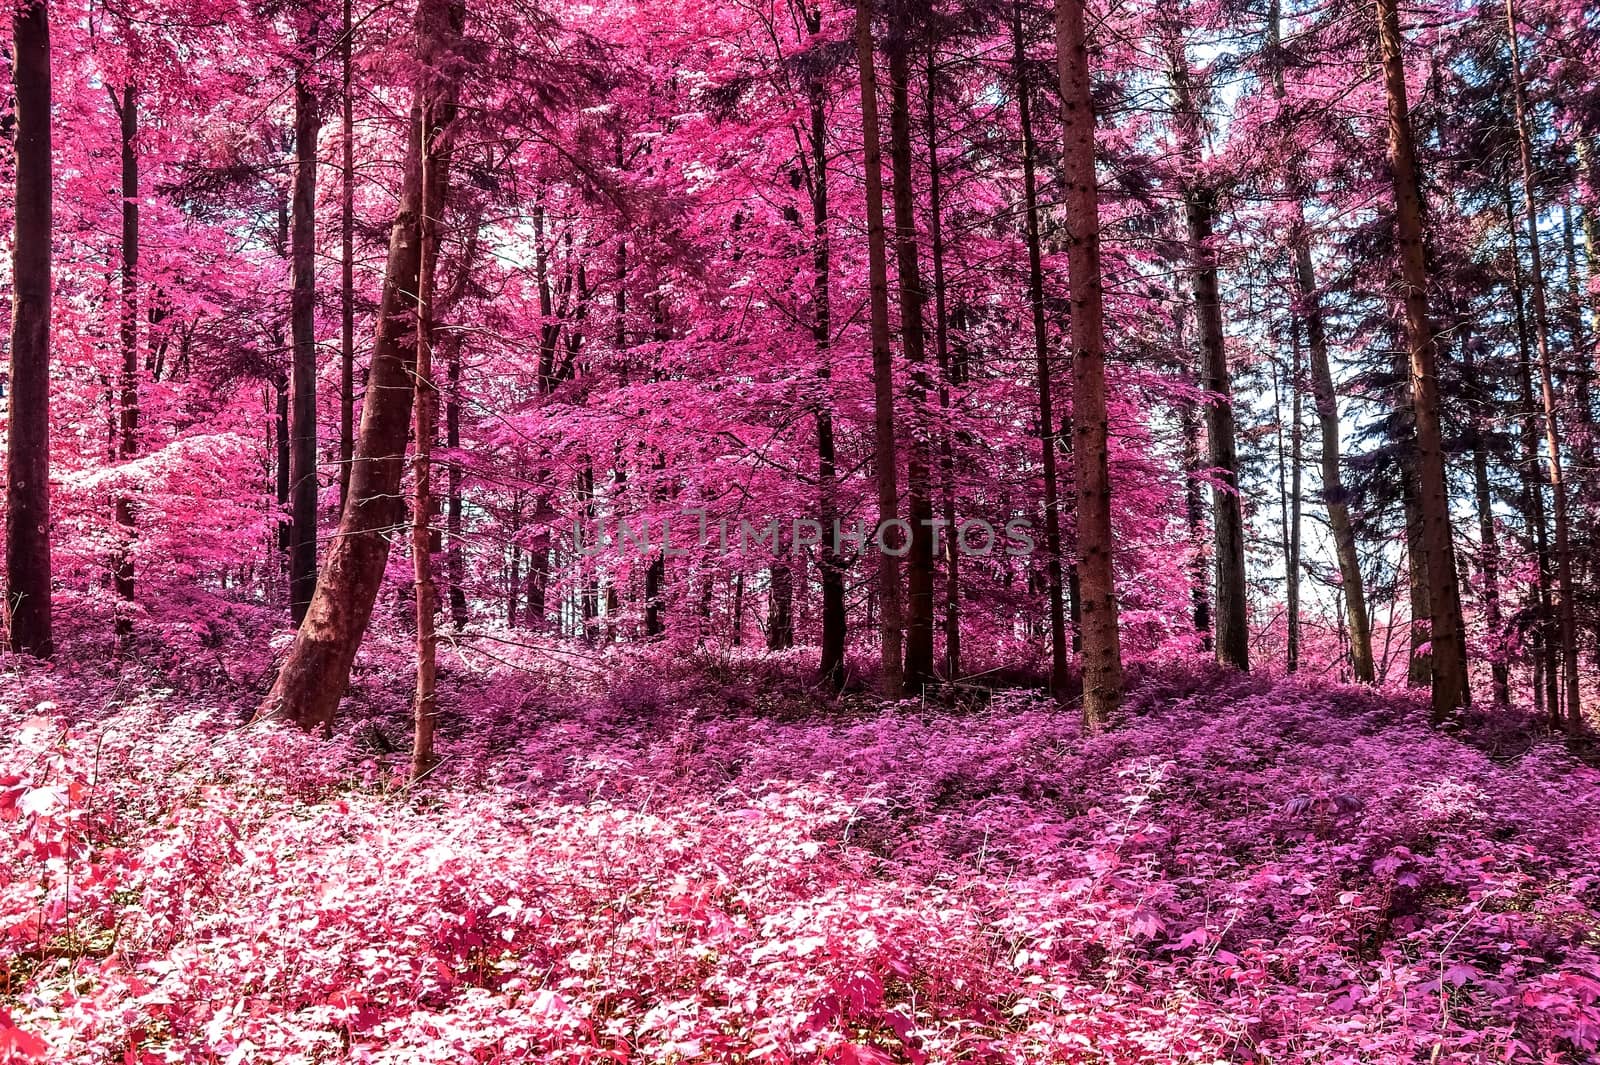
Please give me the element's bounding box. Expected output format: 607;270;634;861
339;0;356;511
1055;0;1123;726
855;0;905;698
445;325;468;630
1268;0;1370;679
113;84;139;650
259;0;465;731
1461;334;1511;705
289;59;321;626
1276;321;1303;672
506;492;522;628
1169;46;1248;672
1179;328;1212;651
884;3;935;693
1506;0;1582;740
767;565;794;650
1013;7;1070;699
5;0;53;658
924;44;960;680
1505;187;1560;720
1375;0;1470;719
807;7;847;690
410;105;445;782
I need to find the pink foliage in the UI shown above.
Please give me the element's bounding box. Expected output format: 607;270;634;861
2;659;1597;1063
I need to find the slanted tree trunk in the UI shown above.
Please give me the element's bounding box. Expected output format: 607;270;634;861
1055;0;1123;725
1169;44;1248;672
855;0;905;698
1376;0;1470;718
289;52;321;626
1506;0;1582;741
113;83;140;651
924;44;960;680
259;0;465;732
1013;6;1070;699
339;0;356;511
5;0;53;658
884;1;935;693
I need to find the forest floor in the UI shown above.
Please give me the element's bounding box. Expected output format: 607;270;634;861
3;645;1600;1063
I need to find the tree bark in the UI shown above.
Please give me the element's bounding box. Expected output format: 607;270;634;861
1461;333;1511;705
259;0;465;731
1505;0;1582;740
339;0;356;511
1168;45;1248;672
5;0;52;658
410;105;443;781
924;44;960;681
1375;0;1470;719
289;55;321;626
113;83;140;650
806;5;847;690
855;0;905;698
1013;7;1071;699
884;1;935;693
1055;0;1123;726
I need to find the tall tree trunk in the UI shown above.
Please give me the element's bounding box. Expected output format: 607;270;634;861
1506;0;1582;740
1462;333;1511;705
113;83;139;650
410;106;444;781
1506;181;1560;720
1055;0;1123;725
339;0;356;510
767;566;794;650
884;2;935;692
1269;0;1370;679
1179;328;1212;650
5;0;52;658
259;0;465;731
806;6;847;690
1375;0;1470;719
289;57;321;626
854;0;905;698
506;492;522;627
445;326;468;629
924;44;960;680
1276;319;1303;672
1013;7;1071;698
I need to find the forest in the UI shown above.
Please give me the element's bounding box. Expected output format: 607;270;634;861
3;0;1600;1058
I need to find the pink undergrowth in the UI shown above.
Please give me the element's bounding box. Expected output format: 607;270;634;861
2;655;1599;1063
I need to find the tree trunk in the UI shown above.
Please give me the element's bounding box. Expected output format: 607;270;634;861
1461;334;1511;705
259;0;465;731
924;44;960;680
339;0;356;511
854;0;905;698
884;3;935;692
445;325;468;630
1276;320;1303;672
1375;0;1470;719
410;106;444;782
289;58;321;626
1166;40;1246;672
767;565;794;650
806;7;847;690
114;84;140;650
1013;6;1070;699
1505;182;1560;720
1055;0;1123;726
1179;326;1212;650
5;0;53;658
1506;0;1582;740
506;492;522;628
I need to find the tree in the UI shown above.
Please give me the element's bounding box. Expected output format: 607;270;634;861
5;0;52;658
260;0;466;731
1055;0;1123;725
1374;0;1470;719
